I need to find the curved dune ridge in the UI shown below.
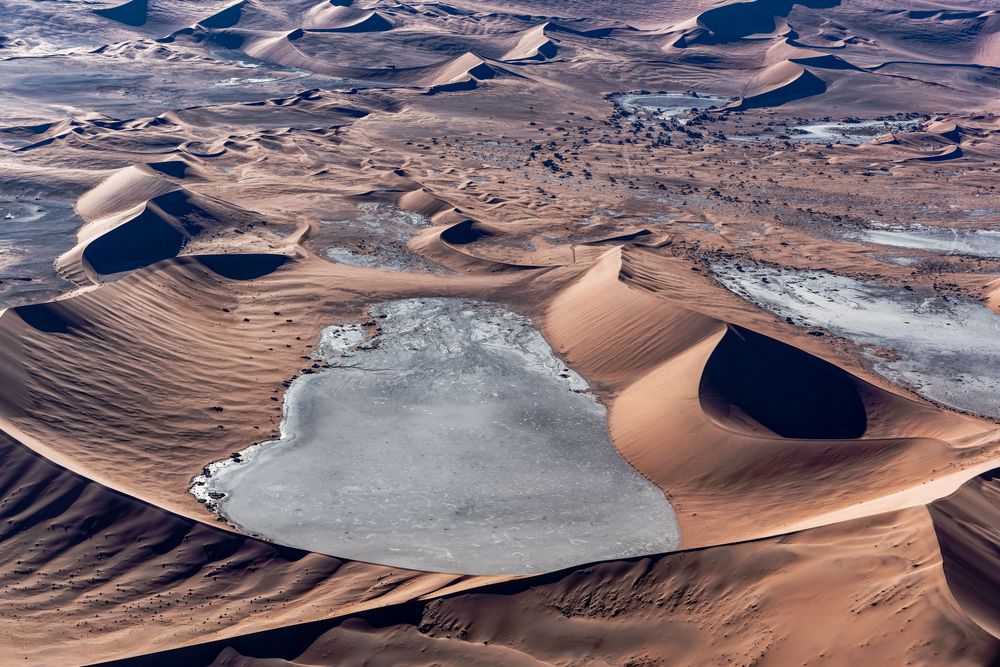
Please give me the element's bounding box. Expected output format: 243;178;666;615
501;23;559;62
5;237;994;557
56;161;292;285
410;52;518;91
303;3;394;33
930;470;1000;639
728;60;827;109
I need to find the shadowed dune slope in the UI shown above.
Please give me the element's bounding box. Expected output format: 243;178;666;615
93;0;149;27
59;168;289;285
700;325;867;439
930;470;1000;638
97;509;1000;667
544;249;997;546
731;60;827;109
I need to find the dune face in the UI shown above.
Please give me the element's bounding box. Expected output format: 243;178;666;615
700;325;867;439
1;0;1000;664
931;470;1000;638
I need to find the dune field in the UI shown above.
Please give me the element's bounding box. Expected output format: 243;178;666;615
0;0;999;664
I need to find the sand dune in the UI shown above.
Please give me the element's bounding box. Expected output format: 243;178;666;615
729;60;827;109
59;172;287;285
930;470;1000;638
399;52;519;92
1;0;999;663
501;24;559;62
106;508;998;666
545;248;999;546
859;122;975;163
302;4;393;33
195;1;248;30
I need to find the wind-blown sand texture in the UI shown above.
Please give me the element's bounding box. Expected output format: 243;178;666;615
0;0;999;664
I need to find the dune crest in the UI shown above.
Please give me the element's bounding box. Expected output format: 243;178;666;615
2;0;1000;663
501;23;559;62
93;0;149;27
729;60;827;109
303;4;394;33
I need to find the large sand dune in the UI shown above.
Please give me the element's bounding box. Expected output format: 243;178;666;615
0;0;999;664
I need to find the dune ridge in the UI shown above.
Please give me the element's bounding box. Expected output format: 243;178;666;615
1;0;999;663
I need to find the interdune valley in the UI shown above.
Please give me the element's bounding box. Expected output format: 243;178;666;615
0;0;999;665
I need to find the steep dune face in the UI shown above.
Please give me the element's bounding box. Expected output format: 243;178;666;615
501;24;559;61
196;1;247;30
700;325;867;439
730;60;827;108
930;470;1000;638
414;52;518;92
80;199;187;274
0;429;473;665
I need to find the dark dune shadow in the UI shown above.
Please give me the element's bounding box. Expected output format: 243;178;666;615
928;469;1000;638
13;302;85;334
145;160;195;179
699;325;867;439
92;0;149;27
693;0;841;43
735;68;827;109
427;78;480;94
440;219;496;245
83;209;185;276
194;254;288;280
197;0;246;29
